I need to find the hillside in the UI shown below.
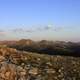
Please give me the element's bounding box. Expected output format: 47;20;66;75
5;39;80;57
0;46;80;80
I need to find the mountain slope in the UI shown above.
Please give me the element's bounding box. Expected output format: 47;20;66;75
0;46;80;80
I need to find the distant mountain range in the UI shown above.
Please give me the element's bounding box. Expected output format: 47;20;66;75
0;39;80;57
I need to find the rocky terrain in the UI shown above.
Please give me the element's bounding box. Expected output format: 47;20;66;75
0;46;80;80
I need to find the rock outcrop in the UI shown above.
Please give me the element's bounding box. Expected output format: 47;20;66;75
0;47;80;80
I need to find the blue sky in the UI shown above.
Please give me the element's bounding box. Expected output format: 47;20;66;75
0;0;80;41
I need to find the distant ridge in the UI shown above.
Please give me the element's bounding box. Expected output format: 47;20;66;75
0;39;79;57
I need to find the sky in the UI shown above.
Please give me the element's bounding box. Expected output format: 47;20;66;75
0;0;80;42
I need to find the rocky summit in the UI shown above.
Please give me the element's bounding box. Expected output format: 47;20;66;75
0;46;80;80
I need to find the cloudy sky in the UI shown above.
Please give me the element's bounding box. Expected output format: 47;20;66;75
0;0;80;42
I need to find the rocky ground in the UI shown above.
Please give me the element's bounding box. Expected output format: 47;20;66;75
0;46;80;80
